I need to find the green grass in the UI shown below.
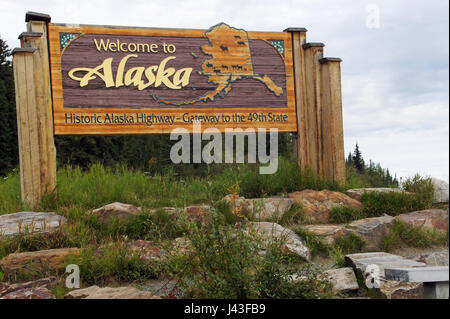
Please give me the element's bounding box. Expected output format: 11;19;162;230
381;222;449;252
360;191;432;217
328;206;364;224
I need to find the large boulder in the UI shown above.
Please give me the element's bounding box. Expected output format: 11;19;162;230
346;188;410;201
0;248;81;275
64;285;161;299
347;215;396;250
247;222;311;261
430;178;449;203
223;195;294;221
92;202;141;223
322;267;359;293
0;212;67;237
299;224;350;245
396;209;448;232
287;190;361;223
345;252;426;299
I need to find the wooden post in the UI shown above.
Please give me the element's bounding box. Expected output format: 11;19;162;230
12;48;41;207
320;57;346;184
284;28;309;170
302;42;325;177
12;12;56;208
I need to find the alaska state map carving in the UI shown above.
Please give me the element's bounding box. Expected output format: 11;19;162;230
161;23;283;105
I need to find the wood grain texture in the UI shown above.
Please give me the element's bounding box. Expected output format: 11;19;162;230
320;60;345;183
27;21;57;194
290;31;309;170
48;24;297;134
13;51;41;207
303;45;323;175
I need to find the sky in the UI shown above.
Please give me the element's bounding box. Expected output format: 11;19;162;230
0;0;449;182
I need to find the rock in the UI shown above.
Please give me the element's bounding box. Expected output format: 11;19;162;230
347;215;396;250
64;285;161;299
396;209;448;232
345;252;426;279
223;195;294;221
287;190;361;223
345;252;426;299
149;207;179;215
1;287;55;299
0;248;81;274
184;205;211;223
169;237;193;257
92;202;141;223
127;240;167;262
0;277;58;297
405;249;449;266
248;222;311;261
323;267;359;292
0;212;67;237
346;188;409;201
299;224;350;245
430;178;449;203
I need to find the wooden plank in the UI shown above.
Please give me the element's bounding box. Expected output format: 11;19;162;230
28;21;57;194
320;58;345;183
303;43;324;176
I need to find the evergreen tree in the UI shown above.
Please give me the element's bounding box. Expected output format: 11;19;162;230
0;36;18;175
352;143;365;173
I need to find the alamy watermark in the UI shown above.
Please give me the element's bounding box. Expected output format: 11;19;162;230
366;4;381;29
169;121;279;174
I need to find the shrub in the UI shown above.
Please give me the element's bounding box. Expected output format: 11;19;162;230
65;242;159;286
360;192;430;217
168;210;334;299
328;206;364;224
381;222;448;252
402;174;435;208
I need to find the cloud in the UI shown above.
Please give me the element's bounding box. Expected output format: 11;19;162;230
0;0;448;181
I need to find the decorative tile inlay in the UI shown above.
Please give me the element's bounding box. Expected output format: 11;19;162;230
271;40;284;56
60;33;79;51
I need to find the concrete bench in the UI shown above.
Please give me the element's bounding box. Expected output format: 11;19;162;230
385;266;449;299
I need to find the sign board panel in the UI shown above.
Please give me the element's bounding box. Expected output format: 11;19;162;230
48;23;297;134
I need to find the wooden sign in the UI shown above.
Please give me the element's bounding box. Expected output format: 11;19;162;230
13;12;346;208
48;23;297;134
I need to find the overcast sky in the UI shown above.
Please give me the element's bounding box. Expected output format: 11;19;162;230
1;0;448;182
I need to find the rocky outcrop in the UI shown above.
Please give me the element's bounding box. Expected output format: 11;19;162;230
405;249;449;266
92;202;141;223
287;190;361;223
223;195;294;221
299;224;350;245
347;215;396;250
0;248;81;275
64;285;161;299
184;205;211;223
430;178;449;203
0;277;57;298
346;188;409;201
127;240;167;262
1;287;55;299
323;267;359;292
248;222;311;261
0;212;67;237
345;252;426;299
396;209;448;232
